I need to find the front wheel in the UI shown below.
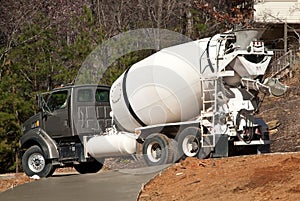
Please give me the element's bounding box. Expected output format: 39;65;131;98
142;134;173;166
22;145;55;178
74;158;104;174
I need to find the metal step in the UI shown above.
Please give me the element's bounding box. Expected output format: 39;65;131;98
201;112;214;117
203;89;215;92
203;100;215;104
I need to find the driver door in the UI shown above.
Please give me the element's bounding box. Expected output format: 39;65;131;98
43;89;72;138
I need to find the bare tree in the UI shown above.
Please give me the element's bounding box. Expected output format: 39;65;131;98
193;0;254;31
89;0;186;38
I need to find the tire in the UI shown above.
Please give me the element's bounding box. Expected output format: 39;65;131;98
74;158;104;174
22;145;55;178
176;127;201;160
142;134;173;166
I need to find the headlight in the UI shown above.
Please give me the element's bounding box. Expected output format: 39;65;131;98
31;120;40;129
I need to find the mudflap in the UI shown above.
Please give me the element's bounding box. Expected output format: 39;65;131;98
211;134;228;158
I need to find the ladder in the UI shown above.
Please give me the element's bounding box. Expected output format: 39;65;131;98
200;77;218;148
200;71;234;148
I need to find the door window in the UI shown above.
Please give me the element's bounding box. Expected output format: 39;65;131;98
47;90;68;111
77;89;93;102
95;89;109;102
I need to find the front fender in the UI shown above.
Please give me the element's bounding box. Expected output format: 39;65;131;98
20;128;59;159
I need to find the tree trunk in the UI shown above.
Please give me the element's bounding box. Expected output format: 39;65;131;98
186;1;193;37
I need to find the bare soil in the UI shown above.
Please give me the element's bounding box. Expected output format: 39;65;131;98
0;173;33;193
138;153;300;201
258;74;300;153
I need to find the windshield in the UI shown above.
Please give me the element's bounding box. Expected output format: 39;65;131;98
39;90;68;113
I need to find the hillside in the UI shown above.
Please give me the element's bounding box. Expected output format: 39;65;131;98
259;66;300;153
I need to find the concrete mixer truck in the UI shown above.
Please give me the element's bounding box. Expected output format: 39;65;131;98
20;29;285;177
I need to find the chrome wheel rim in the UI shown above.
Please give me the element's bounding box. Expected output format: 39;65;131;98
182;135;200;157
147;141;162;163
28;153;45;173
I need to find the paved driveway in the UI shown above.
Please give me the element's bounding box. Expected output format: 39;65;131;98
0;165;168;201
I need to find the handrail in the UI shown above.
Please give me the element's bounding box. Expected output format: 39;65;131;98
268;50;295;78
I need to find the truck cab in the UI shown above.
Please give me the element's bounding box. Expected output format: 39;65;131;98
20;84;111;177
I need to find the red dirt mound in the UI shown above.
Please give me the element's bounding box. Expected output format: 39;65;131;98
139;153;300;201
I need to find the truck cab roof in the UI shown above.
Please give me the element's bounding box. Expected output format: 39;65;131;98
51;84;110;92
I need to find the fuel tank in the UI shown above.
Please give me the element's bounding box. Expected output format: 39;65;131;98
86;132;137;158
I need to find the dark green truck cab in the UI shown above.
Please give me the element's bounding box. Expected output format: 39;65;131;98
20;84;111;177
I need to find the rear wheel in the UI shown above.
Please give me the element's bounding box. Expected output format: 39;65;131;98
22;145;55;178
143;134;173;166
74;158;104;174
176;127;201;160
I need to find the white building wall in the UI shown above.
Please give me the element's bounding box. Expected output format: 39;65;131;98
254;0;300;23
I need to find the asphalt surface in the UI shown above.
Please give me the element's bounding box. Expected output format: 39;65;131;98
0;165;169;201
